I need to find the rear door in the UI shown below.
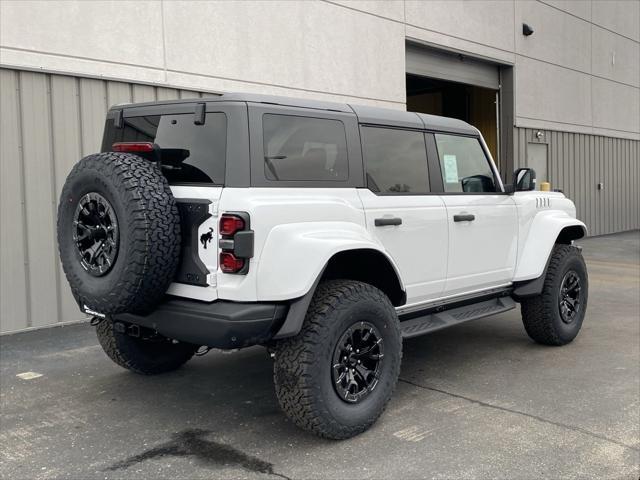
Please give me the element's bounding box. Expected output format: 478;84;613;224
358;126;448;305
429;133;518;296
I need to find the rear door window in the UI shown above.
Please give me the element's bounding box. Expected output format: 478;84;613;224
361;126;429;194
115;113;227;185
262;114;348;181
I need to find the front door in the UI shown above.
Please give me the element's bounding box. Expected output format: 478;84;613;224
431;133;518;296
358;126;448;305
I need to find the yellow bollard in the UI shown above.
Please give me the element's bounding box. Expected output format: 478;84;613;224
540;182;551;192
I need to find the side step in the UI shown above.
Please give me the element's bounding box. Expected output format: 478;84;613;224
400;296;516;339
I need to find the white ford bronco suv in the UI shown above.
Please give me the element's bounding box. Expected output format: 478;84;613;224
57;93;588;439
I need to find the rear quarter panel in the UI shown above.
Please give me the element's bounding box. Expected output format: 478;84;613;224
217;188;398;301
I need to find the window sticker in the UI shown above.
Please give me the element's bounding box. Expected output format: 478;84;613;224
443;154;459;183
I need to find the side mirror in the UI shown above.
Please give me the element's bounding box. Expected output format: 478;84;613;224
512;167;536;192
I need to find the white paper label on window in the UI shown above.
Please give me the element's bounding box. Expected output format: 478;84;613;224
443;155;459;183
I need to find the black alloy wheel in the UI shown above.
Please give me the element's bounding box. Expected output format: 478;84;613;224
73;192;119;277
332;321;384;403
558;270;581;324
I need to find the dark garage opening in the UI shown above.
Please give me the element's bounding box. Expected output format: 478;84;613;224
406;73;499;164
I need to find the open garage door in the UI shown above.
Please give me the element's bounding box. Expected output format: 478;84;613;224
406;43;503;167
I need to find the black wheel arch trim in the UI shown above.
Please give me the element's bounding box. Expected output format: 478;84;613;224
513;239;583;300
512;264;550;300
272;267;325;340
273;247;408;340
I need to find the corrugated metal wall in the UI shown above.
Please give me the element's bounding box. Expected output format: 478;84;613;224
0;68;210;334
514;128;639;237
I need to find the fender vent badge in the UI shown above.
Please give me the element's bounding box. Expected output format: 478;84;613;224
536;197;551;208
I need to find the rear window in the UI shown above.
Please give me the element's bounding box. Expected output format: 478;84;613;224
104;113;227;185
262;114;348;181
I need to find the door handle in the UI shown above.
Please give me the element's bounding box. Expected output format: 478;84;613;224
375;217;402;227
453;214;475;222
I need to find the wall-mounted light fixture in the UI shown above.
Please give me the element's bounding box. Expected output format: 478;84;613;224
523;23;534;36
535;130;544;140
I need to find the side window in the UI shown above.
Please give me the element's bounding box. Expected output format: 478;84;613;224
435;134;496;193
361;127;429;194
262;114;348;181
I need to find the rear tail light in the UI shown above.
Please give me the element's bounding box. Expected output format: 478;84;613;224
218;212;253;275
219;214;245;236
112;142;155;153
219;252;245;274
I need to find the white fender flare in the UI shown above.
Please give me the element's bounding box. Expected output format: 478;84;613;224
514;211;587;281
256;221;404;301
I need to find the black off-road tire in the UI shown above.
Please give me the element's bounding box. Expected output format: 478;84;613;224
273;280;402;439
96;320;197;375
57;152;180;315
521;244;588;346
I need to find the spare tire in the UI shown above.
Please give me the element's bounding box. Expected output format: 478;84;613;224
57;152;181;315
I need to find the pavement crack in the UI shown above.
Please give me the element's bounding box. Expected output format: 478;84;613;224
270;472;293;480
399;377;639;452
105;429;293;479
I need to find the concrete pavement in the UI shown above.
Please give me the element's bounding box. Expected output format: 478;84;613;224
1;231;638;479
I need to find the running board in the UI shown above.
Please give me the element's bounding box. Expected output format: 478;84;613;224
400;296;516;339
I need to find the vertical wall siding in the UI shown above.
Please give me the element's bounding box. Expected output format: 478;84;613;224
515;127;639;237
0;68;207;334
0;69;29;332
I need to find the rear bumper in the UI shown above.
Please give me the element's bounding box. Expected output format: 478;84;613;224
114;297;289;348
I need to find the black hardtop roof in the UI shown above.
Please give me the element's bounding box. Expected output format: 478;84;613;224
114;92;478;135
